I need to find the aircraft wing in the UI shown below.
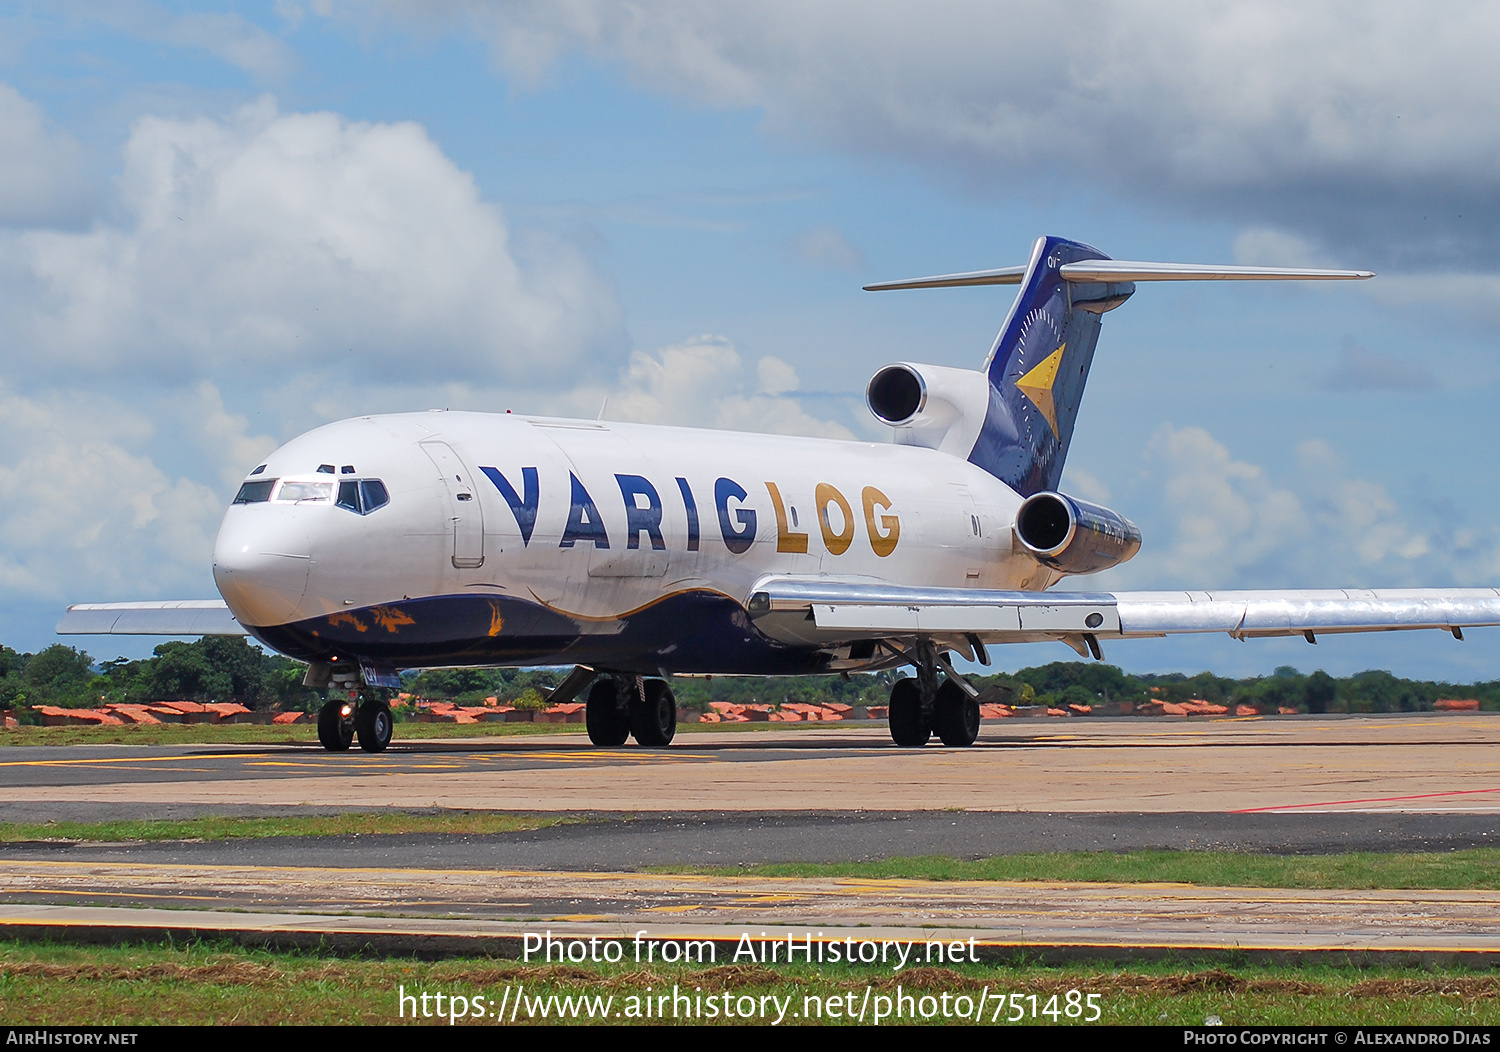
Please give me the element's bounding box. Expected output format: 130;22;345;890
55;600;248;637
747;577;1500;655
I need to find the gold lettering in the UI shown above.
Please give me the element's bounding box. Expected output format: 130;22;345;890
862;486;900;557
817;483;855;556
765;482;808;554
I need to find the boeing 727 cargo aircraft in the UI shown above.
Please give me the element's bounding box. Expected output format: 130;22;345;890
58;236;1500;753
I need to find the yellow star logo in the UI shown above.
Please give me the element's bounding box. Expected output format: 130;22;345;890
1014;343;1066;436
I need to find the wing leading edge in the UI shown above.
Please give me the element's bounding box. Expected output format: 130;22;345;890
748;577;1500;652
56;601;248;637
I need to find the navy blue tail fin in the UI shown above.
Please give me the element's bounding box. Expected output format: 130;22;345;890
967;236;1134;496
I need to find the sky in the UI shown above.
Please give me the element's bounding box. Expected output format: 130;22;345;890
2;1;1498;681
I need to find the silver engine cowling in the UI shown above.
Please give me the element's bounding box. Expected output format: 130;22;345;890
865;362;991;456
1015;491;1141;576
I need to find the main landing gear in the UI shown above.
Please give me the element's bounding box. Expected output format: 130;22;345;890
584;673;676;747
887;641;981;748
317;688;393;753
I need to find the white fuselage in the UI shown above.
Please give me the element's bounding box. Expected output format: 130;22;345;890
212;410;1057;672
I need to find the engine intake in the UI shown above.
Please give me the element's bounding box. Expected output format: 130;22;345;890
1016;491;1141;576
867;365;927;424
865;362;991;455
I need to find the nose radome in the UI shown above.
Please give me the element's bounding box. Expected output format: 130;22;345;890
213;508;312;627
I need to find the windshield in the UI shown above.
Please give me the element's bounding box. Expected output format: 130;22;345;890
232;479;276;503
334;478;391;515
276;480;334;503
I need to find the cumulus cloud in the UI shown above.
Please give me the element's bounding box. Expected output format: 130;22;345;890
0;383;224;602
343;0;1500;268
181;381;280;488
1100;425;1500;590
0;84;91;228
605;335;855;439
0;98;621;385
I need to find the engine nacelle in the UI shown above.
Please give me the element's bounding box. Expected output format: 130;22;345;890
865;362;991;455
1015;491;1141;576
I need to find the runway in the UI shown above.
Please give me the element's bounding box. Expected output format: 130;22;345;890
3;713;1497;962
3;713;1499;814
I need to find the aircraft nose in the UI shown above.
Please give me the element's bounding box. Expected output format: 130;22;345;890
213;509;312;627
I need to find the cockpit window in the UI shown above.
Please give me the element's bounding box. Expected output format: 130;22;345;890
276;480;334;503
233;479;276;503
360;480;390;512
333;478;391;515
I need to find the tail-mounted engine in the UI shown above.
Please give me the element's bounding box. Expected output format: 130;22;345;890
1015;491;1141;576
865;362;991;456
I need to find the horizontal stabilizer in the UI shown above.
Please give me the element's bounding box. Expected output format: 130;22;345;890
56;600;248;637
865;260;1372;291
1057;260;1374;282
863;266;1027;291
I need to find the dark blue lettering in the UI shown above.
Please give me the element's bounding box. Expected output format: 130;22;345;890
676;477;700;552
560;473;610;549
714;477;756;555
615;474;666;551
480;466;538;547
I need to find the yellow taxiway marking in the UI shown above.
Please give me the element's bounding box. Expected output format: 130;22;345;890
0;754;275;769
496;751;715;762
246;761;466;770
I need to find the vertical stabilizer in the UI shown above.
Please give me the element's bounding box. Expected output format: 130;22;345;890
966;236;1133;496
865;240;1370;496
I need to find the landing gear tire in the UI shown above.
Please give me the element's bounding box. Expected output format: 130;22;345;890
355;699;394;753
934;679;980;747
631;679;677;747
586;679;630;747
888;678;930;747
317;698;354;752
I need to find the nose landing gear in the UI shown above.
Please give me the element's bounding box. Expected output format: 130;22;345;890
354;696;394;752
317;674;394;753
316;697;354;751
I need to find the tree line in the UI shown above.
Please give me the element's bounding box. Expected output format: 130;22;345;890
3;638;1497;719
0;638;312;715
397;658;1500;714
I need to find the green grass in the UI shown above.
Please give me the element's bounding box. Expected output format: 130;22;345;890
0;941;1497;1025
0;811;577;843
655;848;1500;891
